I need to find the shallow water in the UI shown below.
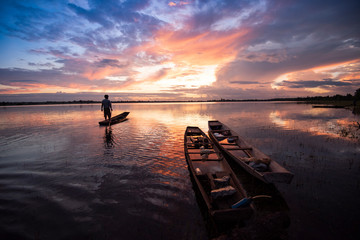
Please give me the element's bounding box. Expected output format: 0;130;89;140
0;102;359;239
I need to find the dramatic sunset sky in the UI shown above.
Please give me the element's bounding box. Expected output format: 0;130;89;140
1;0;360;102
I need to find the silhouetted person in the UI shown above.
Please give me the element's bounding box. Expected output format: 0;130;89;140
101;95;113;120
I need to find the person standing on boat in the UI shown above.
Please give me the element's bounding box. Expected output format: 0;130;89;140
101;95;113;120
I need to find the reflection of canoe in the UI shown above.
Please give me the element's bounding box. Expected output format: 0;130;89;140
99;112;130;126
184;126;253;222
208;121;293;184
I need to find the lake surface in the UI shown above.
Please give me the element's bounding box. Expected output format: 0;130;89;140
0;102;359;240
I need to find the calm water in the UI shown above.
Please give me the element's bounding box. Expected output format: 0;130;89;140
0;102;359;240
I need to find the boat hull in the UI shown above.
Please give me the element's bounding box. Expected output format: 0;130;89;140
99;112;130;126
208;121;293;184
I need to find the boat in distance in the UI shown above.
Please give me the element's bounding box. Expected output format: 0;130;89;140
184;126;253;222
99;112;130;126
208;120;294;184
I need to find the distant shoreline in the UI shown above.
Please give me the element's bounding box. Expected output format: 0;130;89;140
0;96;357;106
1;99;293;106
0;99;355;106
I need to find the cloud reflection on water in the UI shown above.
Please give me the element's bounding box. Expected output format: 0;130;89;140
269;108;360;140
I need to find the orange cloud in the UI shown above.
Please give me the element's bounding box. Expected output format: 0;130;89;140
82;65;124;80
141;28;248;66
311;59;359;73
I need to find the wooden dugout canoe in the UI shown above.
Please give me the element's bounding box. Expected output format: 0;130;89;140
99;112;130;126
208;120;294;184
184;126;253;222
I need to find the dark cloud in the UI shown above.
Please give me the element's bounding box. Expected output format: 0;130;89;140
0;67;85;87
215;0;360;88
0;1;69;41
67;0;163;38
0;66;137;91
184;0;262;32
8;79;38;83
229;81;261;85
249;0;360;45
96;59;128;68
67;3;114;29
279;78;357;89
0;0;163;55
217;38;360;87
28;62;55;68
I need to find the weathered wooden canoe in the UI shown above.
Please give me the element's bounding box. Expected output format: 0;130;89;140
99;112;130;126
184;126;253;222
208;120;294;184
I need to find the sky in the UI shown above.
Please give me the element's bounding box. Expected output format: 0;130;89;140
0;0;360;102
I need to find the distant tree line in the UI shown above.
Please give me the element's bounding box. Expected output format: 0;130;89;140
299;88;360;101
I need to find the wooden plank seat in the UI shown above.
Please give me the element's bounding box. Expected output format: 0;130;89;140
190;158;221;161
207;173;216;189
211;130;227;133
189;152;219;158
187;149;216;154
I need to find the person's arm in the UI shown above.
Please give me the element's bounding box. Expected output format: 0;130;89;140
101;101;104;111
109;101;113;111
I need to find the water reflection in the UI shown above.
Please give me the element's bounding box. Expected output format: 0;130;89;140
0;102;359;240
269;109;360;140
103;126;115;148
269;111;288;127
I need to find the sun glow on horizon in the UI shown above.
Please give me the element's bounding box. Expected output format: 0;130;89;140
155;64;217;88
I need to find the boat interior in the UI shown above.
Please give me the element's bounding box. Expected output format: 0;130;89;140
196;170;243;210
185;128;243;210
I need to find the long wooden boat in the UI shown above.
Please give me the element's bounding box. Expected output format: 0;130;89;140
208;120;293;184
184;126;253;222
99;112;130;126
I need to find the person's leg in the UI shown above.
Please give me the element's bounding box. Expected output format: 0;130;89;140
104;108;111;120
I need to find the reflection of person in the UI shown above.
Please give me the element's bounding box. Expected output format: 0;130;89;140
104;127;115;148
101;95;113;120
